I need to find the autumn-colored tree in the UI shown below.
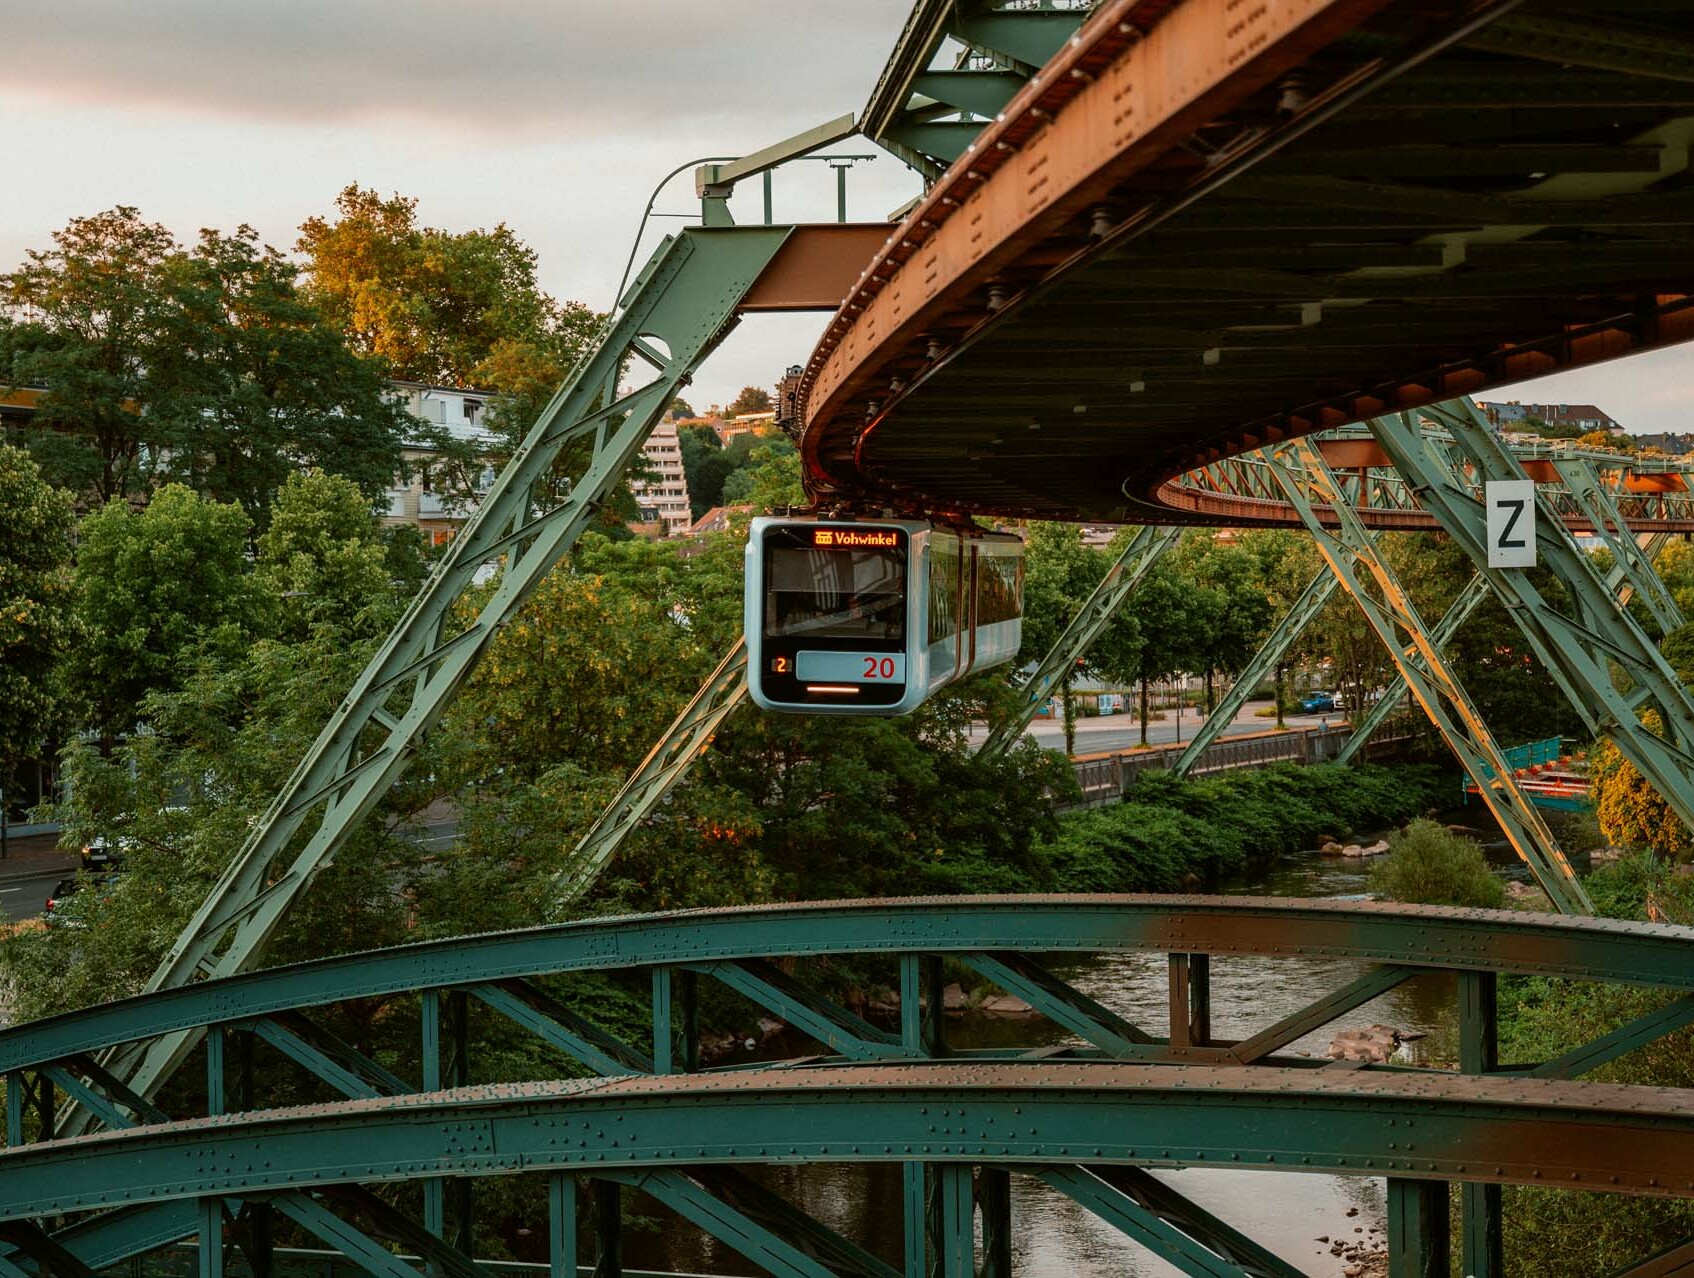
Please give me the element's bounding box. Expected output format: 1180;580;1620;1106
728;385;773;415
297;185;599;401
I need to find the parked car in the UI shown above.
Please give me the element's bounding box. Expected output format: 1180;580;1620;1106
1299;691;1339;714
43;874;123;929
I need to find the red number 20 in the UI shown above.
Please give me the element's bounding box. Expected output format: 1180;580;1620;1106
863;656;896;679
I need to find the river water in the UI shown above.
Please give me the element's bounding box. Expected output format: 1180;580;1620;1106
621;822;1524;1275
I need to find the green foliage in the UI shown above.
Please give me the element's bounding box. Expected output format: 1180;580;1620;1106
62;485;258;735
0;446;74;783
1366;818;1504;908
1493;856;1694;1276
2;208;405;516
1038;763;1442;892
1591;712;1694;858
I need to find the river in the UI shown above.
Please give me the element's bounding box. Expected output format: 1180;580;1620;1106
619;813;1531;1275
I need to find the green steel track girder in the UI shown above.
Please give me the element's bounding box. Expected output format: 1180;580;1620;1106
1551;458;1685;637
548;638;748;915
1335;572;1488;767
71;226;796;1140
10;897;1693;1081
1267;439;1592;915
1380;400;1694;834
979;526;1180;758
3;1065;1693;1221
1172;567;1340;777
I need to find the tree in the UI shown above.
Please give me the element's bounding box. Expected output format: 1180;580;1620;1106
679;424;731;518
1172;532;1270;713
297;185;599;404
1121;555;1204;747
728;386;772;415
256;470;398;643
0;446;74;785
2;210;408;519
669;397;696;419
62;485;257;736
0;208;179;502
159;227;408;516
1017;523;1112;754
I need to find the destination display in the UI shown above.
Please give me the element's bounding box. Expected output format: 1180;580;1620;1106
796;650;907;683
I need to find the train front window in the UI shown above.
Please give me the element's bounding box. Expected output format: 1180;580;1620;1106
766;541;906;642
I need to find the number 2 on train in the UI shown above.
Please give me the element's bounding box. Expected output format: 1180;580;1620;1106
863;656;897;680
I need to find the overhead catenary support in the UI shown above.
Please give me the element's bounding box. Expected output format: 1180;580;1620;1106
1380;400;1694;834
1171;567;1339;777
1550;457;1685;637
1267;438;1591;915
62;226;799;1141
547;638;749;915
978;525;1180;757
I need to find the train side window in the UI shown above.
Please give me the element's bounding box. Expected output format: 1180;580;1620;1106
929;543;960;643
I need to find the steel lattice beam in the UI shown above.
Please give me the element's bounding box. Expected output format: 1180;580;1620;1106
1267;439;1591;914
979;526;1179;757
1551;458;1685;637
1335;572;1488;766
1378;401;1694;837
1172;567;1339;777
60;227;797;1139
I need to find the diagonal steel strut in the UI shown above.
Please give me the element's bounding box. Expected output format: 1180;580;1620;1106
978;525;1179;758
1380;400;1694;837
1171;566;1339;777
1268;438;1591;915
59;227;797;1138
546;638;749;915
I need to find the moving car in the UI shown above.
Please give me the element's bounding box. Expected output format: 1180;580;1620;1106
1299;691;1340;714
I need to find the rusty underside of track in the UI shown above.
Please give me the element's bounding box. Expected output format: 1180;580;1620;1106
801;0;1694;524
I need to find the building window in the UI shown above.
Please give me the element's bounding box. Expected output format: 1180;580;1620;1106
464;399;482;424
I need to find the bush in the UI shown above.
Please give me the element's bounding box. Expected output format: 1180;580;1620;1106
1037;763;1444;893
1367;819;1504;908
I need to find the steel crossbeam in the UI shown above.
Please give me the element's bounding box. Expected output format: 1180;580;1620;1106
59;226;797;1139
548;638;749;914
1268;438;1592;915
1173;567;1339;777
979;526;1179;757
4;1065;1694;1221
1379;400;1694;837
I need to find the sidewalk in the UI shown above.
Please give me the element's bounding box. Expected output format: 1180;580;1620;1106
0;833;79;882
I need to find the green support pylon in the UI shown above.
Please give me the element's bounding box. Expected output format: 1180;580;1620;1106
1379;400;1694;832
1171;567;1338;777
978;525;1179;757
1550;457;1685;637
1335;573;1487;766
546;639;749;915
61;227;797;1137
1268;438;1591;915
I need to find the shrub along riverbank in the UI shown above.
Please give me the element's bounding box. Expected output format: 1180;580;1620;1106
1035;762;1446;892
1029;762;1443;888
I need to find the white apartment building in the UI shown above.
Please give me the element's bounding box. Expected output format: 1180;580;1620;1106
381;381;498;545
629;416;693;537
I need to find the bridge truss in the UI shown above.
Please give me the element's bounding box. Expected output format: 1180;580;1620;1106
5;898;1694;1278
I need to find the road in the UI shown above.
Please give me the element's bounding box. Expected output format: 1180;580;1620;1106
0;869;72;923
973;702;1345;757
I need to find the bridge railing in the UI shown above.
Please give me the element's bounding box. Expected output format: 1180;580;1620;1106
1066;724;1418;807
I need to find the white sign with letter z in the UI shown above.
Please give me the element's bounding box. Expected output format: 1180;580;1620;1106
1486;479;1537;568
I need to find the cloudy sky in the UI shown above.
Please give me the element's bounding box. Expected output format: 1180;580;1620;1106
4;0;1691;431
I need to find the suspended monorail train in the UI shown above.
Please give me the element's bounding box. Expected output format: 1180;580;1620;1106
745;517;1024;715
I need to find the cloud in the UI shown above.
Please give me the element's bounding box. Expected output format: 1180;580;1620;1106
1;0;909;135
